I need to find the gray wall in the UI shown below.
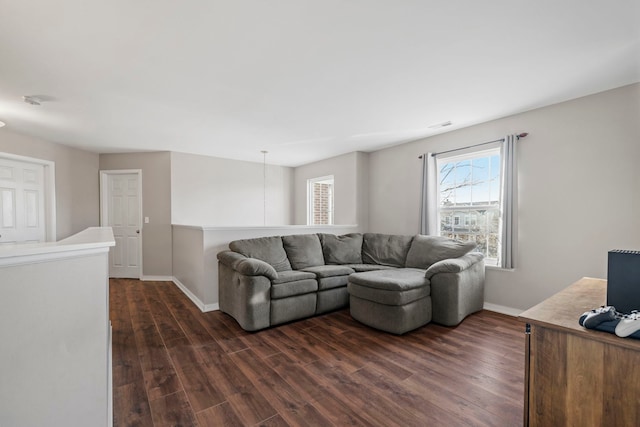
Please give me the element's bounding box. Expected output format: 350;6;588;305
0;129;99;239
99;152;173;277
293;151;369;228
170;151;294;226
368;83;640;312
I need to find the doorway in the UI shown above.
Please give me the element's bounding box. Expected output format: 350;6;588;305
0;153;55;245
100;170;143;278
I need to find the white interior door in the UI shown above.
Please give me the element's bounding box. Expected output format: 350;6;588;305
0;157;46;245
101;171;142;278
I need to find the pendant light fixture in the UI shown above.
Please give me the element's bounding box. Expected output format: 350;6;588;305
261;150;268;226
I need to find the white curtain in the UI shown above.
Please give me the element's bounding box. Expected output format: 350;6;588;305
499;135;517;269
419;153;438;235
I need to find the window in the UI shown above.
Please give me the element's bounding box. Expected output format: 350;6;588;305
437;147;501;265
307;175;334;225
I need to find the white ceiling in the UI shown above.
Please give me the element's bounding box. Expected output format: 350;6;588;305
1;1;638;167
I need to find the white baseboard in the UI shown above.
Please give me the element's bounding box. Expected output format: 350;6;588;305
203;303;219;312
483;302;523;317
171;277;219;313
141;275;174;281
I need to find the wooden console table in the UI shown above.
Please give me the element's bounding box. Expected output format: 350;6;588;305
519;277;640;426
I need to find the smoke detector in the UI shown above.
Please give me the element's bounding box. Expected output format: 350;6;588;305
23;95;41;106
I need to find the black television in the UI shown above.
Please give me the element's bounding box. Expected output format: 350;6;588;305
607;250;640;314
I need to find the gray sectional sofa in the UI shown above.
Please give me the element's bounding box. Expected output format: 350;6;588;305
217;232;485;333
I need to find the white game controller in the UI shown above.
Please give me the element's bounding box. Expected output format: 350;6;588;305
614;311;640;338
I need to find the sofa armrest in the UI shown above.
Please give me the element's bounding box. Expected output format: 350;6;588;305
217;250;278;280
219;263;272;331
424;252;484;279
218;250;245;268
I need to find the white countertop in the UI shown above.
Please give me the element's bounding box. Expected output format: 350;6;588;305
0;227;115;266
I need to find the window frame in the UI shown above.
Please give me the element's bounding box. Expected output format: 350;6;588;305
307;175;334;225
436;146;502;266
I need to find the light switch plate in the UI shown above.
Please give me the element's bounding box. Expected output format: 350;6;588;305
144;217;149;223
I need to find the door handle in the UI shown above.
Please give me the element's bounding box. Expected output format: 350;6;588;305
136;230;140;234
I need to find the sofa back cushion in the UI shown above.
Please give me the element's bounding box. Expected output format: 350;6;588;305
229;236;292;272
282;234;325;270
319;233;363;264
405;234;477;269
362;233;413;267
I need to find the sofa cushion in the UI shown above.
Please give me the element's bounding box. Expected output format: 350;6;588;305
301;265;355;278
271;279;318;299
319;233;363;264
282;234;325;270
272;270;316;284
348;282;430;305
343;264;397;273
348;269;429;292
229;236;292;272
362;233;413;267
405;235;478;269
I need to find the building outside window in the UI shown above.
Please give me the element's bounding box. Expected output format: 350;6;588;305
307;175;334;225
437;148;501;265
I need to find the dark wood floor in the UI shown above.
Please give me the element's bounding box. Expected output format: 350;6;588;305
111;279;525;427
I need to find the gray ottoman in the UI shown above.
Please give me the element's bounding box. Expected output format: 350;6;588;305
347;269;432;334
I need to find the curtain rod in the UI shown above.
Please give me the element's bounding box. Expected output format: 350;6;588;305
418;132;528;159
